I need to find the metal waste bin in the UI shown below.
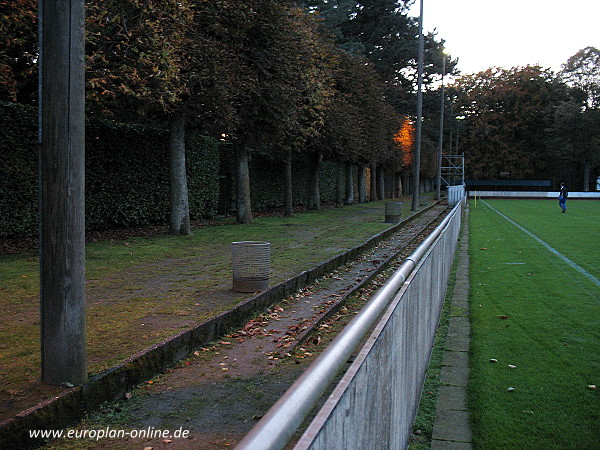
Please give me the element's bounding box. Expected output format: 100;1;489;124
232;241;270;292
384;201;402;223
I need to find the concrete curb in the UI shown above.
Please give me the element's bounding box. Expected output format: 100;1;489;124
431;208;472;449
0;203;439;449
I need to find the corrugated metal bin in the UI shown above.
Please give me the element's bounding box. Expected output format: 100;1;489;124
231;241;270;292
384;201;402;223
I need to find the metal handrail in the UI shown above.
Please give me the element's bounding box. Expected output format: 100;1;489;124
236;202;462;450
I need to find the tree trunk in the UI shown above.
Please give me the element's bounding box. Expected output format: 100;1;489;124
377;166;385;200
169;111;191;235
335;162;344;207
395;173;402;197
369;163;378;201
284;149;293;216
307;151;322;210
402;174;410;196
583;160;591;191
39;0;87;386
358;165;367;203
345;162;354;205
235;143;253;224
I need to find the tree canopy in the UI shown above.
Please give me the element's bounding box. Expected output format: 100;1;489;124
561;46;600;110
0;0;38;104
85;0;194;119
450;60;599;190
4;0;596;199
452;66;572;180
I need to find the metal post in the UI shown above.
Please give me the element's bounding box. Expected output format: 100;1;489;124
436;55;445;200
39;0;87;386
412;0;424;211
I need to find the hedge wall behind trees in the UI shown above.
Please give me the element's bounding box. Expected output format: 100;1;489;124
249;154;337;211
218;144;338;215
1;102;339;239
0;102;38;238
1;102;221;238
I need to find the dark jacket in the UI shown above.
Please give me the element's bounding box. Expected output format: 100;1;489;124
559;186;568;199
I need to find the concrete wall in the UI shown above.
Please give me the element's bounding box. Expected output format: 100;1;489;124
448;185;466;206
296;202;463;450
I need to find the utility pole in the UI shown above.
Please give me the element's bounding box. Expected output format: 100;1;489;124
39;0;87;386
412;0;424;211
436;54;446;200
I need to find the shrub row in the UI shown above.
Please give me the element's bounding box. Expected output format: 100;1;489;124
1;102;337;238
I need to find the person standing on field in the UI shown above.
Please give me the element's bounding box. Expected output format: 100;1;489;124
558;182;568;213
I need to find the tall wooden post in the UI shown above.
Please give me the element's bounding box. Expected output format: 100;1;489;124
39;0;87;386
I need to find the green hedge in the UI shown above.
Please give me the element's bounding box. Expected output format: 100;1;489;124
85;121;220;230
0;103;39;238
249;154;337;211
217;145;338;213
1;102;338;239
1;102;220;238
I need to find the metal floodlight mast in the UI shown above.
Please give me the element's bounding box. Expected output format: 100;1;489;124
39;0;87;386
436;54;446;200
412;0;424;211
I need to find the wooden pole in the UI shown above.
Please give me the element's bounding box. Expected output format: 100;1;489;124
39;0;87;386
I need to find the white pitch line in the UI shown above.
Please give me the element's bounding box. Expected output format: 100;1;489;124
481;200;600;288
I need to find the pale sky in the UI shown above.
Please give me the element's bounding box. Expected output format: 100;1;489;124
408;0;600;75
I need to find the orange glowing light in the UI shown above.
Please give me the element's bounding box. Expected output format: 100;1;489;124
394;116;414;167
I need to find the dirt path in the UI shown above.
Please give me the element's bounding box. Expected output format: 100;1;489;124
46;205;447;449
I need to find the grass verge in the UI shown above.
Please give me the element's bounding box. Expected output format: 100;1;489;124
407;209;465;449
0;197;430;419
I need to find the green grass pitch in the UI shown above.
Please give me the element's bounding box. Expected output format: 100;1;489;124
468;199;599;449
